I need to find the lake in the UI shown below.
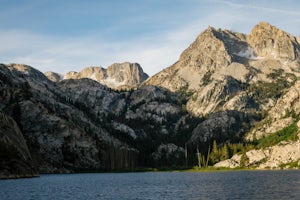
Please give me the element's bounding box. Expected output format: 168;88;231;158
1;170;299;199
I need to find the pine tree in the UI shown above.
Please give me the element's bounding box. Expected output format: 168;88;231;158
232;143;238;155
220;143;229;161
209;140;219;164
240;150;249;168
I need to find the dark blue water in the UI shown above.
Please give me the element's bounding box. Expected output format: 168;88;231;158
1;170;300;200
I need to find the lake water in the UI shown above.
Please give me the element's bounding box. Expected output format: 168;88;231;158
1;170;300;199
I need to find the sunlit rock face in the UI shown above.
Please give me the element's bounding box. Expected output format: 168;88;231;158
44;71;63;82
64;62;148;89
247;21;300;61
146;22;300;117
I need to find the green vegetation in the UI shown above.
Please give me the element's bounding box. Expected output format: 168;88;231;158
183;166;245;172
202;71;213;86
197;123;299;168
82;166;254;173
177;82;195;102
128;166;252;173
248;69;296;102
204;140;254;166
240;151;249;168
249;80;288;100
254;123;298;148
279;160;300;169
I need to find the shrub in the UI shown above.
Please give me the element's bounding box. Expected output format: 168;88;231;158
255;123;298;148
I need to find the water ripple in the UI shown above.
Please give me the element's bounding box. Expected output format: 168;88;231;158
1;170;300;200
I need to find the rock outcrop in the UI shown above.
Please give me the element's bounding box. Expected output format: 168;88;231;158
247;22;300;61
189;110;248;144
64;62;148;89
44;71;63;82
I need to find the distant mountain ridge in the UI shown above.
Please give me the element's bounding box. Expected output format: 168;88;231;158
45;62;149;90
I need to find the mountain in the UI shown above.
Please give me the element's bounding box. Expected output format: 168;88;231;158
145;22;300;116
146;21;300;169
1;22;300;178
64;62;149;89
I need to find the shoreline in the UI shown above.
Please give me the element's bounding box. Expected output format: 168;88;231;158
38;166;300;175
2;167;299;179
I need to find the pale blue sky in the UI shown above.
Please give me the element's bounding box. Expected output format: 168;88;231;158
1;0;300;75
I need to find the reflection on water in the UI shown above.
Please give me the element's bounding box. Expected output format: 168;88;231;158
1;170;299;200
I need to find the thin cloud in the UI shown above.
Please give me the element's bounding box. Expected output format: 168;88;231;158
0;27;197;76
213;0;300;16
1;1;300;76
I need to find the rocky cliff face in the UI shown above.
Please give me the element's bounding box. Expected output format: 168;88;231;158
64;62;148;89
0;111;38;179
189;110;248;144
247;22;300;61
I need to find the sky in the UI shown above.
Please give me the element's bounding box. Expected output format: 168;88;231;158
0;0;300;76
